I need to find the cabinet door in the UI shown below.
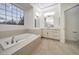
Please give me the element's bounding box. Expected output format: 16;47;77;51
53;34;59;39
42;29;59;40
48;30;59;40
42;30;48;37
47;30;54;39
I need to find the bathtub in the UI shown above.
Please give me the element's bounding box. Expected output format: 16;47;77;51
0;33;41;55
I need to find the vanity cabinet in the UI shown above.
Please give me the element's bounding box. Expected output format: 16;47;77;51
42;29;60;40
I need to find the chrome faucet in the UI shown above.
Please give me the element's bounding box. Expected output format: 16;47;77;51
11;37;14;44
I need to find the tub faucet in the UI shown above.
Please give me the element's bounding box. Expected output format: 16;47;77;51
11;37;14;44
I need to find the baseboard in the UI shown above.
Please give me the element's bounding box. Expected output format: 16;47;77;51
42;37;60;41
66;39;78;43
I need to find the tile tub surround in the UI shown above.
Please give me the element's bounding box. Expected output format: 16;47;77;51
26;28;42;36
0;33;41;55
0;29;27;39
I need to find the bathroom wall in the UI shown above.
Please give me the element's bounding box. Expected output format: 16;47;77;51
33;7;44;28
25;8;34;28
41;4;60;28
24;4;61;29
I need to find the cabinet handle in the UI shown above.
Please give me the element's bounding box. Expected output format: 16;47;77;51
47;32;48;34
73;32;77;33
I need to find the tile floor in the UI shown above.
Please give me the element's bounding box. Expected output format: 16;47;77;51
32;38;79;55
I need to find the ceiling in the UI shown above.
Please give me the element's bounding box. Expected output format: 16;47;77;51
31;3;57;9
14;3;33;11
14;3;58;12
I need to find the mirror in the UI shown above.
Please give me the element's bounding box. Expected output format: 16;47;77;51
44;12;55;28
34;12;40;28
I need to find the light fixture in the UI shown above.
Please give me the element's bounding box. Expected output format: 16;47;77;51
35;12;40;17
44;12;55;17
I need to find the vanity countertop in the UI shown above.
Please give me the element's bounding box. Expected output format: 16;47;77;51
41;27;60;30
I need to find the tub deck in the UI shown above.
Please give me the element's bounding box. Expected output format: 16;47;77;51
0;33;41;55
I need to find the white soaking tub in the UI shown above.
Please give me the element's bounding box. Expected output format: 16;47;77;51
0;33;41;55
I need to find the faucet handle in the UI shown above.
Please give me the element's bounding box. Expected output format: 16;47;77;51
12;36;14;40
5;41;9;45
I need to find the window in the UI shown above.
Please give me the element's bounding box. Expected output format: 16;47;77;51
0;3;24;25
0;4;6;23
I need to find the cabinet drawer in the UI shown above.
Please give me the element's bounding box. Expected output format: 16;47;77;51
42;32;48;37
48;30;59;33
42;29;60;40
53;36;59;39
48;34;59;39
52;33;59;36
